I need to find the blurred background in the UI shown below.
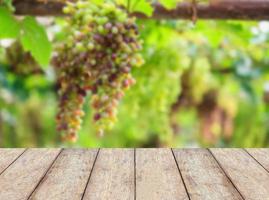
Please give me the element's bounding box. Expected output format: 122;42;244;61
1;19;269;147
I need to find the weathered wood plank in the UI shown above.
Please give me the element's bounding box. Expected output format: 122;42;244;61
136;148;189;200
245;148;269;172
83;149;134;200
0;148;61;200
29;149;98;200
173;149;243;200
210;148;269;199
0;148;25;174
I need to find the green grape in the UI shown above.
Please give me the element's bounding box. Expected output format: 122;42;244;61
53;0;143;141
5;42;41;75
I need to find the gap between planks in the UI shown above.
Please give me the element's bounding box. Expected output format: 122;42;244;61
0;148;27;176
243;148;269;174
80;148;100;200
1;148;269;200
207;149;245;200
173;149;244;200
171;149;191;200
29;149;99;200
210;148;269;200
0;149;62;200
27;149;64;199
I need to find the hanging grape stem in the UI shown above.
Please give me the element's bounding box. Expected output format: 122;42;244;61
191;0;197;24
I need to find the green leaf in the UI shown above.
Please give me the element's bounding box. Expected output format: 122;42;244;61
91;0;104;5
131;0;153;17
159;0;178;10
0;6;20;38
115;0;126;7
20;16;52;67
0;0;15;11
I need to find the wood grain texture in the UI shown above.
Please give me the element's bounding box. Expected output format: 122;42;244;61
0;148;268;199
83;149;134;200
210;148;269;200
136;148;189;200
29;149;98;200
173;149;243;200
0;148;61;200
0;148;25;173
245;148;269;172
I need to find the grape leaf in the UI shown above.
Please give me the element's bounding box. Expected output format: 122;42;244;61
131;0;153;17
0;0;15;11
0;6;20;38
159;0;178;10
20;16;52;67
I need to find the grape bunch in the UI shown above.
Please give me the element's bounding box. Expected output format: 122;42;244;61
6;42;42;76
53;0;143;141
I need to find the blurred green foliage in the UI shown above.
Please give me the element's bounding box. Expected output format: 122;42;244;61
1;19;269;147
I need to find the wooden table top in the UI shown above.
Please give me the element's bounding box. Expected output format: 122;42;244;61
0;148;268;200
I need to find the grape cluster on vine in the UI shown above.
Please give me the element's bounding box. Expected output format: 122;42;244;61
53;0;143;141
6;42;42;75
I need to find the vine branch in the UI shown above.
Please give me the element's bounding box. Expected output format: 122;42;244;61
12;0;269;20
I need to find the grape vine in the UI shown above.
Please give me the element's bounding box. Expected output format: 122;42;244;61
53;0;143;141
